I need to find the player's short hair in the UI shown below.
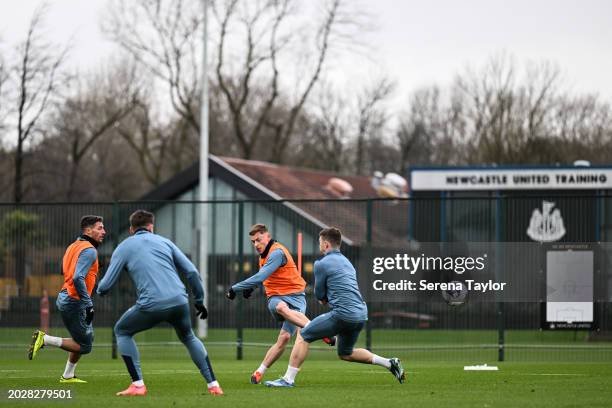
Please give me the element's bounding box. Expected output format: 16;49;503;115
130;210;155;229
80;215;103;231
319;227;342;248
249;223;268;236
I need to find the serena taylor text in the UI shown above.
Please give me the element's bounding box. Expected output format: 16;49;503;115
372;280;507;293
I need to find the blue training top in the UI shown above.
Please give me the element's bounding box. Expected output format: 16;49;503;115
314;249;368;322
97;230;204;311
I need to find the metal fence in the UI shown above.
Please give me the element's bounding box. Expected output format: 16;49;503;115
0;196;611;362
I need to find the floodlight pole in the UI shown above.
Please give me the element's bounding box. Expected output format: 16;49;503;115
198;0;209;338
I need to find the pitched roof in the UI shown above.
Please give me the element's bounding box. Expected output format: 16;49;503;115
141;156;409;246
219;157;378;199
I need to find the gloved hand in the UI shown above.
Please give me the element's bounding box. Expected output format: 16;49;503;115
194;303;208;320
85;306;95;325
226;288;236;300
243;288;254;299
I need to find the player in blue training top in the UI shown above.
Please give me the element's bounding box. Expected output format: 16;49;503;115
97;210;223;397
265;227;405;387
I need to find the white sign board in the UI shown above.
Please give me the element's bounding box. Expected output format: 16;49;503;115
410;168;612;191
545;249;594;330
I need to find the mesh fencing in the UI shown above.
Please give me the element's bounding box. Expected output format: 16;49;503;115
0;196;611;362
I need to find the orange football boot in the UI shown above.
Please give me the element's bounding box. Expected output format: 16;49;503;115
116;384;147;396
250;371;263;384
208;385;224;395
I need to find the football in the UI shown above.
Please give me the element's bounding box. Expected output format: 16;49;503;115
441;281;468;306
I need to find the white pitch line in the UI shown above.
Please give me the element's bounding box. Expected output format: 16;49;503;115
519;373;588;376
4;369;201;379
4;368;421;379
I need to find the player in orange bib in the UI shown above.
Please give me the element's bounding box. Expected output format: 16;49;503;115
226;223;333;385
28;215;106;384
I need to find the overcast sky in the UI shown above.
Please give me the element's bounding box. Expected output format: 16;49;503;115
1;0;611;105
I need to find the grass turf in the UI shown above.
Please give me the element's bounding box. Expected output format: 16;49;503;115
3;327;612;406
3;351;612;408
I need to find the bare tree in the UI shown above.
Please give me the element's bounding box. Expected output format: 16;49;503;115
7;5;69;202
396;55;565;168
89;130;151;200
453;54;561;164
0;51;8;135
211;0;287;159
0;148;11;201
102;0;204;136
397;54;612;167
301;83;351;172
542;94;612;163
354;76;395;175
292;76;394;174
221;0;366;162
397;86;464;170
104;0;369;162
397;120;427;171
50;63;140;200
116;97;168;186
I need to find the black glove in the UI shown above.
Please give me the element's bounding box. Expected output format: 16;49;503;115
194;303;208;320
243;288;254;299
226;288;236;300
85;306;94;325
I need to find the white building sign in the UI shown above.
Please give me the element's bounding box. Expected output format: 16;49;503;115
410;168;612;191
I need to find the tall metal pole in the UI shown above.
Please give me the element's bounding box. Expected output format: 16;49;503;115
495;192;505;361
111;201;120;358
198;0;209;338
365;200;373;351
237;202;244;360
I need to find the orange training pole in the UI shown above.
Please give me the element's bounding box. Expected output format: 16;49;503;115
297;232;303;275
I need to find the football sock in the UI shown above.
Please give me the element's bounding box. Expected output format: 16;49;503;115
43;335;62;347
63;360;77;378
372;354;392;369
283;366;299;384
203;356;217;383
256;363;268;374
207;380;219;389
132;380;145;387
121;354;142;382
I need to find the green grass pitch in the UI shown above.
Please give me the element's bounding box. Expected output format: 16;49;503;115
4;350;612;408
3;328;612;407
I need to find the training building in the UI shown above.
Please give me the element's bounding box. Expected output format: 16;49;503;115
408;164;612;330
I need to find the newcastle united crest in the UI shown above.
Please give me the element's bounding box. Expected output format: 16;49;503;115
527;201;566;242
